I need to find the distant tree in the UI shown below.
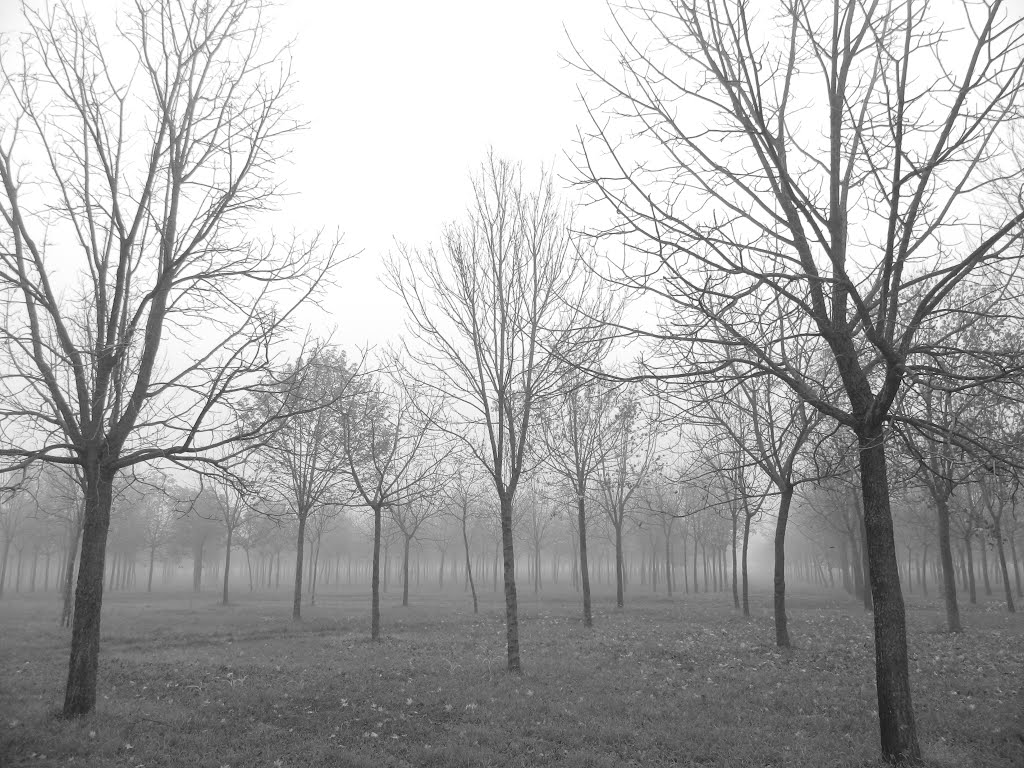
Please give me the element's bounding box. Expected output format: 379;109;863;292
343;377;446;639
388;154;601;670
249;345;355;620
541;377;618;625
596;392;658;608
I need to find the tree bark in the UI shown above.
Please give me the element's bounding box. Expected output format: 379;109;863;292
857;430;920;763
964;535;977;604
461;509;477;613
774;485;794;646
731;510;739;610
292;513;306;621
222;527;233;606
614;518;625;608
741;509;752;618
578;493;593;627
499;494;521;672
993;519;1016;613
371;505;382;639
402;535;411;607
63;462;115;717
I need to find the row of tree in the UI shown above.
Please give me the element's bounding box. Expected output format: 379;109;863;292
3;1;1024;764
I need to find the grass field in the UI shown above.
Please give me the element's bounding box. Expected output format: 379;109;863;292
1;586;1021;767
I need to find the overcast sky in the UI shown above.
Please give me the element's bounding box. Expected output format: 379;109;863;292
0;0;611;348
268;0;609;347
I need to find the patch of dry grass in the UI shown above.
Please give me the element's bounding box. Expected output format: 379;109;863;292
1;587;1021;767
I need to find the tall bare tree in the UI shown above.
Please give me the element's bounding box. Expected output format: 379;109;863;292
575;1;1024;760
0;0;344;714
387;154;598;671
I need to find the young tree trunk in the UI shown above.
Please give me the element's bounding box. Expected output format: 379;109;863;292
461;511;478;614
147;546;156;593
993;519;1016;613
0;536;10;598
665;534;673;598
292;514;307;621
614;519;625;608
774;485;794;646
371;505;382;639
980;538;992;596
1008;532;1022;598
578;493;593;627
499;494;521;672
964;535;977;604
731;511;739;610
742;509;752;618
857;431;920;763
63;462;115;717
222;527;233;606
932;494;961;631
402;535;411;607
693;536;699;593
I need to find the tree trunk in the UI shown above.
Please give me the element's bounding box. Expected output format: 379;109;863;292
461;511;477;613
63;462;115;717
665;534;673;598
964;535;977;604
61;519;83;628
1008;532;1022;598
774;485;793;646
402;535;411;607
498;494;521;672
693;536;699;593
980;537;992;596
993;519;1016;613
614;519;625;608
222;527;233;606
741;510;752;618
577;493;593;627
371;505;382;639
147;546;156;593
857;430;920;763
192;541;203;593
731;511;739;609
0;536;10;598
931;493;961;631
292;514;307;621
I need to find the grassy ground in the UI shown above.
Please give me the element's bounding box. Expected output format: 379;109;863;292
1;586;1021;768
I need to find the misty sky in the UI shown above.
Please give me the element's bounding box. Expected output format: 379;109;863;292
0;0;609;346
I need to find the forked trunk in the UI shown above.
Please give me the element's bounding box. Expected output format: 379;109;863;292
857;429;920;763
63;461;115;717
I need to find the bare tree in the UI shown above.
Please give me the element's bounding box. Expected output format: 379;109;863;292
387;154;598;671
342;377;446;639
0;0;343;715
597;391;658;608
574;0;1024;759
249;345;355;620
541;376;618;625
